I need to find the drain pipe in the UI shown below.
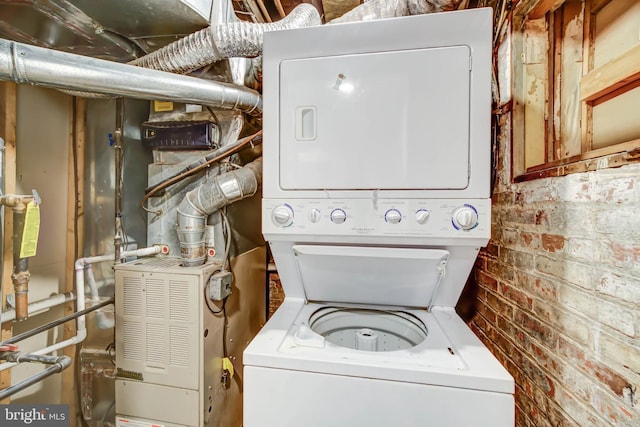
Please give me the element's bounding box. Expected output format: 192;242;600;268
0;39;262;114
131;3;321;75
1;292;75;324
0;194;36;322
177;159;262;267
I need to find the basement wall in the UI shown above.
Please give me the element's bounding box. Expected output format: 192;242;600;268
472;37;640;427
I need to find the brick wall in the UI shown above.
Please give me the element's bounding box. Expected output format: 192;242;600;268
471;113;640;426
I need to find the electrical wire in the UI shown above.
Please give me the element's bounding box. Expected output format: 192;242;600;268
140;130;262;212
220;209;232;272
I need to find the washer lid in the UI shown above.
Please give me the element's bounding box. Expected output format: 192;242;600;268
292;245;449;309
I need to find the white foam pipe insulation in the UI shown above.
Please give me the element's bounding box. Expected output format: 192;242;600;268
176;158;262;267
0;38;262;114
330;0;464;23
0;245;167;373
1;293;75;324
130;3;321;75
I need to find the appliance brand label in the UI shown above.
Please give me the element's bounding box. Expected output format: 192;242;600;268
0;405;69;427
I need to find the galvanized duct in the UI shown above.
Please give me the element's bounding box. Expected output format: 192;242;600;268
0;38;262;113
330;0;464;23
130;3;321;74
176;158;262;266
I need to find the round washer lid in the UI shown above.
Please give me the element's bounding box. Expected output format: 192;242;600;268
292;245;449;309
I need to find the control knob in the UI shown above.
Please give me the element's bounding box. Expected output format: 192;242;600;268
272;204;294;227
452;205;479;230
308;208;321;223
415;209;430;224
385;209;402;224
330;209;347;224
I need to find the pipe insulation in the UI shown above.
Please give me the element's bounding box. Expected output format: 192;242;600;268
0;39;262;113
176;158;262;266
330;0;464;23
130;3;321;75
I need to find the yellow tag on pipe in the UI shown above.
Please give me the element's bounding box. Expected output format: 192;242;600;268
222;357;234;378
20;201;40;258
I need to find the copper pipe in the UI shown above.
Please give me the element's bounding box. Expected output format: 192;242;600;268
11;206;29;321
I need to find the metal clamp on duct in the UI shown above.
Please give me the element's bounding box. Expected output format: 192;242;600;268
176;158;262;266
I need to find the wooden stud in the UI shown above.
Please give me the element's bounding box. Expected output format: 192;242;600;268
0;82;16;403
61;97;85;427
581;0;595;152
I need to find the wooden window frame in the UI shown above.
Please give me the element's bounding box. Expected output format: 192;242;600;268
512;0;640;182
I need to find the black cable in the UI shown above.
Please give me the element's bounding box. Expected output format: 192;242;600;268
1;297;114;346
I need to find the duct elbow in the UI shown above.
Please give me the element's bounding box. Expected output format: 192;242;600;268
176;158;262;267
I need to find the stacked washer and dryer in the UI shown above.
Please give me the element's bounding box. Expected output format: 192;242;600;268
244;7;515;427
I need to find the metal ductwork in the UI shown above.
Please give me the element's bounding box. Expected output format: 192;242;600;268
130;3;321;74
0;38;262;113
176;158;262;267
331;0;464;23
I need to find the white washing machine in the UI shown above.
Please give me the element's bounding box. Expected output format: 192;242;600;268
244;8;514;427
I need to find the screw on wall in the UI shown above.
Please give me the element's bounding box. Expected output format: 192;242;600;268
622;385;636;407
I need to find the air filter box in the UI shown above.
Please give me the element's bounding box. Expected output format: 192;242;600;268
142;120;219;150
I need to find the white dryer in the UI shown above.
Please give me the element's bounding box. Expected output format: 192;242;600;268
244;8;514;427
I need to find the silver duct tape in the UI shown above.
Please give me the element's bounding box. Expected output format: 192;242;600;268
216;171;245;201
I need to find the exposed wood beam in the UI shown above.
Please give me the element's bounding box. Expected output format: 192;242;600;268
580;44;640;103
61;97;85;427
528;0;566;19
0;82;16;403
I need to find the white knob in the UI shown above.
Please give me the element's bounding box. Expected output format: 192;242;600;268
415;209;430;224
330;209;347;224
272;205;294;227
309;208;321;223
452;205;478;230
385;209;402;224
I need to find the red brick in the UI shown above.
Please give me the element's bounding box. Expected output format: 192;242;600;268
514;309;558;349
541;233;565;253
559;337;630;397
500;282;534;310
476;269;499;292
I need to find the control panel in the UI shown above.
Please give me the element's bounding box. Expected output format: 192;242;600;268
262;198;490;240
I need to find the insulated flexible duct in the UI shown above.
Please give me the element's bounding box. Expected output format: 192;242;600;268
176;158;262;266
130;3;321;74
331;0;463;23
0;39;262;113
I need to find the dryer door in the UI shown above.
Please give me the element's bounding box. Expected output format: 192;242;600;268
279;46;471;191
292;245;449;309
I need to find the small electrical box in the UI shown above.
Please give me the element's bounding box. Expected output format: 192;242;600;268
209;271;233;301
142;120;219;150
